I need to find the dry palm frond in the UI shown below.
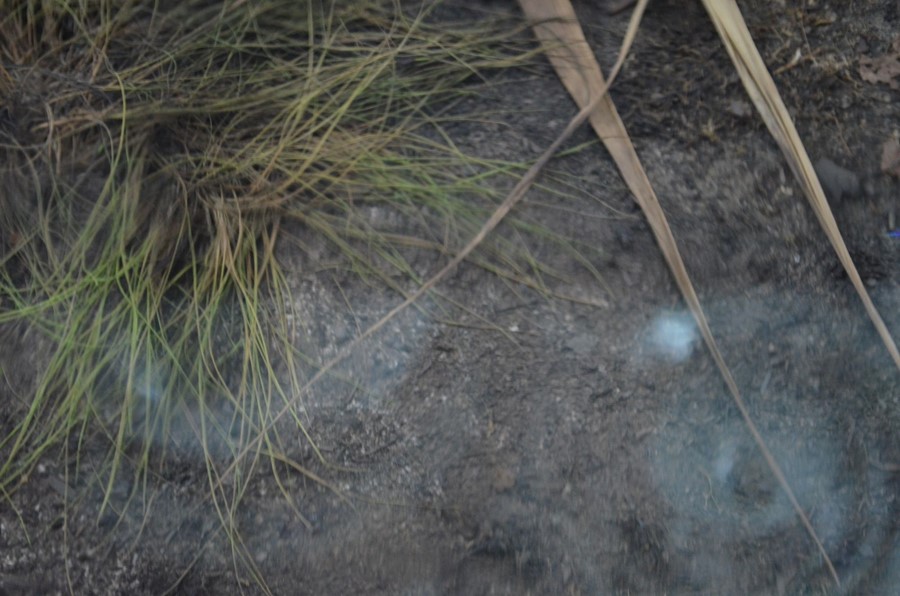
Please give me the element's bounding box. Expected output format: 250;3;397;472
517;0;842;586
702;0;899;371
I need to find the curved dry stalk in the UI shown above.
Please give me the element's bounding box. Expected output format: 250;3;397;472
703;0;899;371
212;0;649;499
517;0;840;586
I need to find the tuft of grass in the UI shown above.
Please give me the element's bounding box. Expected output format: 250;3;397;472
0;0;603;588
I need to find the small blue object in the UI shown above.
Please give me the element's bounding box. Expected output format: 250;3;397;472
889;229;900;238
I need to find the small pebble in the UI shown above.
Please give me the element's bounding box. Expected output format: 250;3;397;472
727;99;753;118
863;180;876;197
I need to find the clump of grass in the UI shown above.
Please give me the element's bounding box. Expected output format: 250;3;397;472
0;0;593;587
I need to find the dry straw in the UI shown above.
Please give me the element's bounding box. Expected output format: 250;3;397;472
515;0;900;586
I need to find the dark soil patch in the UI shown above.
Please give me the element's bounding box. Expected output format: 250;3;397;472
2;1;898;594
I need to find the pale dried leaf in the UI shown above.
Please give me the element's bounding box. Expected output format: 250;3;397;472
881;136;900;177
859;37;900;90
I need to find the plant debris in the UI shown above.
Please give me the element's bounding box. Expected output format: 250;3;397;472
859;37;900;89
881;136;900;178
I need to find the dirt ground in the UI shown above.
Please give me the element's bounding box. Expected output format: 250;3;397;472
2;0;899;594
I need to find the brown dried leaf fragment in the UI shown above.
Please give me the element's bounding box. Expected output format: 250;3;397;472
859;37;900;89
881;136;900;178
